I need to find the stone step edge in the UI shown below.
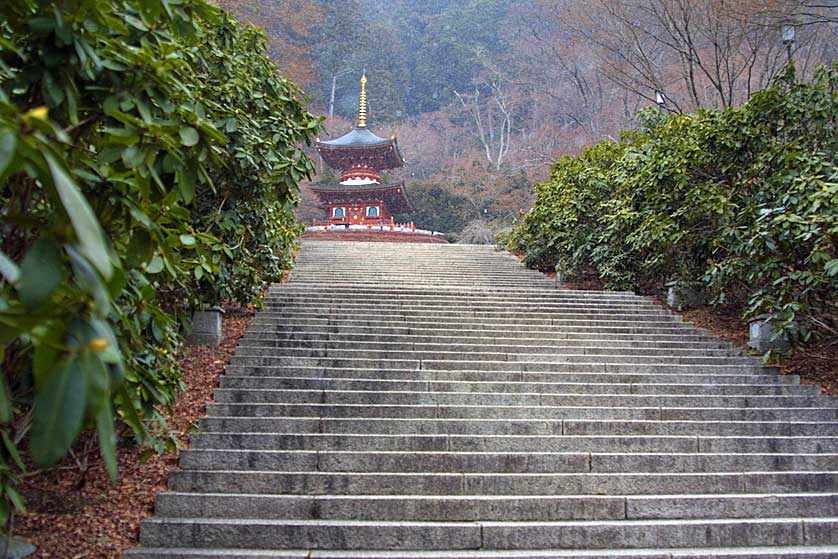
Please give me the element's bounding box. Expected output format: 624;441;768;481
204;402;838;419
238;333;725;344
180;450;838;458
270;285;640;296
214;389;828;401
155;491;838;500
229;357;764;368
124;543;838;558
221;368;791;381
222;364;782;377
259;304;667;312
251;314;684;324
199;417;837;427
262;300;660;308
234;344;741;357
220;375;796;388
135;516;838;550
151;491;838;519
136;515;838;528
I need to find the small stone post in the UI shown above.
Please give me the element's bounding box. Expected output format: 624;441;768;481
748;315;790;353
188;306;224;346
554;264;565;289
665;281;709;310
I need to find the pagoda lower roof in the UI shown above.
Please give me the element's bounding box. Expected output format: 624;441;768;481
310;182;413;214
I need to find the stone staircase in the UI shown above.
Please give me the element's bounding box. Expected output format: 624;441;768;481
127;240;838;558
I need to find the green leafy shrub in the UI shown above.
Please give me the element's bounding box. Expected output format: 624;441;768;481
507;139;633;272
508;64;837;347
0;0;318;526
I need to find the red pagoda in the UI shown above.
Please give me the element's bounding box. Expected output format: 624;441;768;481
311;74;414;228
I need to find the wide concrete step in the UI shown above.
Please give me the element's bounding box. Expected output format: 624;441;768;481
286;279;555;288
288;265;526;270
294;257;530;263
254;316;689;328
232;344;752;363
259;300;671;312
288;263;540;270
237;333;729;350
125;545;838;558
292;260;535;267
168;470;838;496
222;366;793;385
289;265;550;273
284;271;538;276
265;290;656;305
294;262;544;270
263;298;660;310
284;282;555;289
262;303;668;316
265;287;648;298
248;323;694;338
294;255;525;260
213;388;834;408
291;263;539;269
286;275;547;282
287;269;551;277
234;342;740;359
205;403;838;422
187;432;838;453
229;355;763;371
219;375;807;395
137;517;838;550
179;449;838;473
196;416;836;436
287;271;549;277
267;285;640;297
225;358;777;376
419;361;774;374
153;492;838;521
251;311;683;326
268;284;637;298
248;321;703;336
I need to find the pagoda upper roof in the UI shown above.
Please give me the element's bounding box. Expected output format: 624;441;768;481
318;126;392;148
316;129;404;171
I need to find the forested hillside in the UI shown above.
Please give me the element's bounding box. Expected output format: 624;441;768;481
220;0;838;236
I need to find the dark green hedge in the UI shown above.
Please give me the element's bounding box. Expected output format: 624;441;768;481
507;65;837;349
0;0;318;525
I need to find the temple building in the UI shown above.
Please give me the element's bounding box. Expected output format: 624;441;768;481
310;74;431;235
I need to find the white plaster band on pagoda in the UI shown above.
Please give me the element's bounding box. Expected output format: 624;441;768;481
340;164;382;184
340;177;380;185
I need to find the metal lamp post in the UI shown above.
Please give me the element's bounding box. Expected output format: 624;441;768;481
782;25;795;63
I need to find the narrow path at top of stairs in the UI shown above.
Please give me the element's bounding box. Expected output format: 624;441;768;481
127;240;838;559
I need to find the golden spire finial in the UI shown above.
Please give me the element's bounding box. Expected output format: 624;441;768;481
358;72;368;127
